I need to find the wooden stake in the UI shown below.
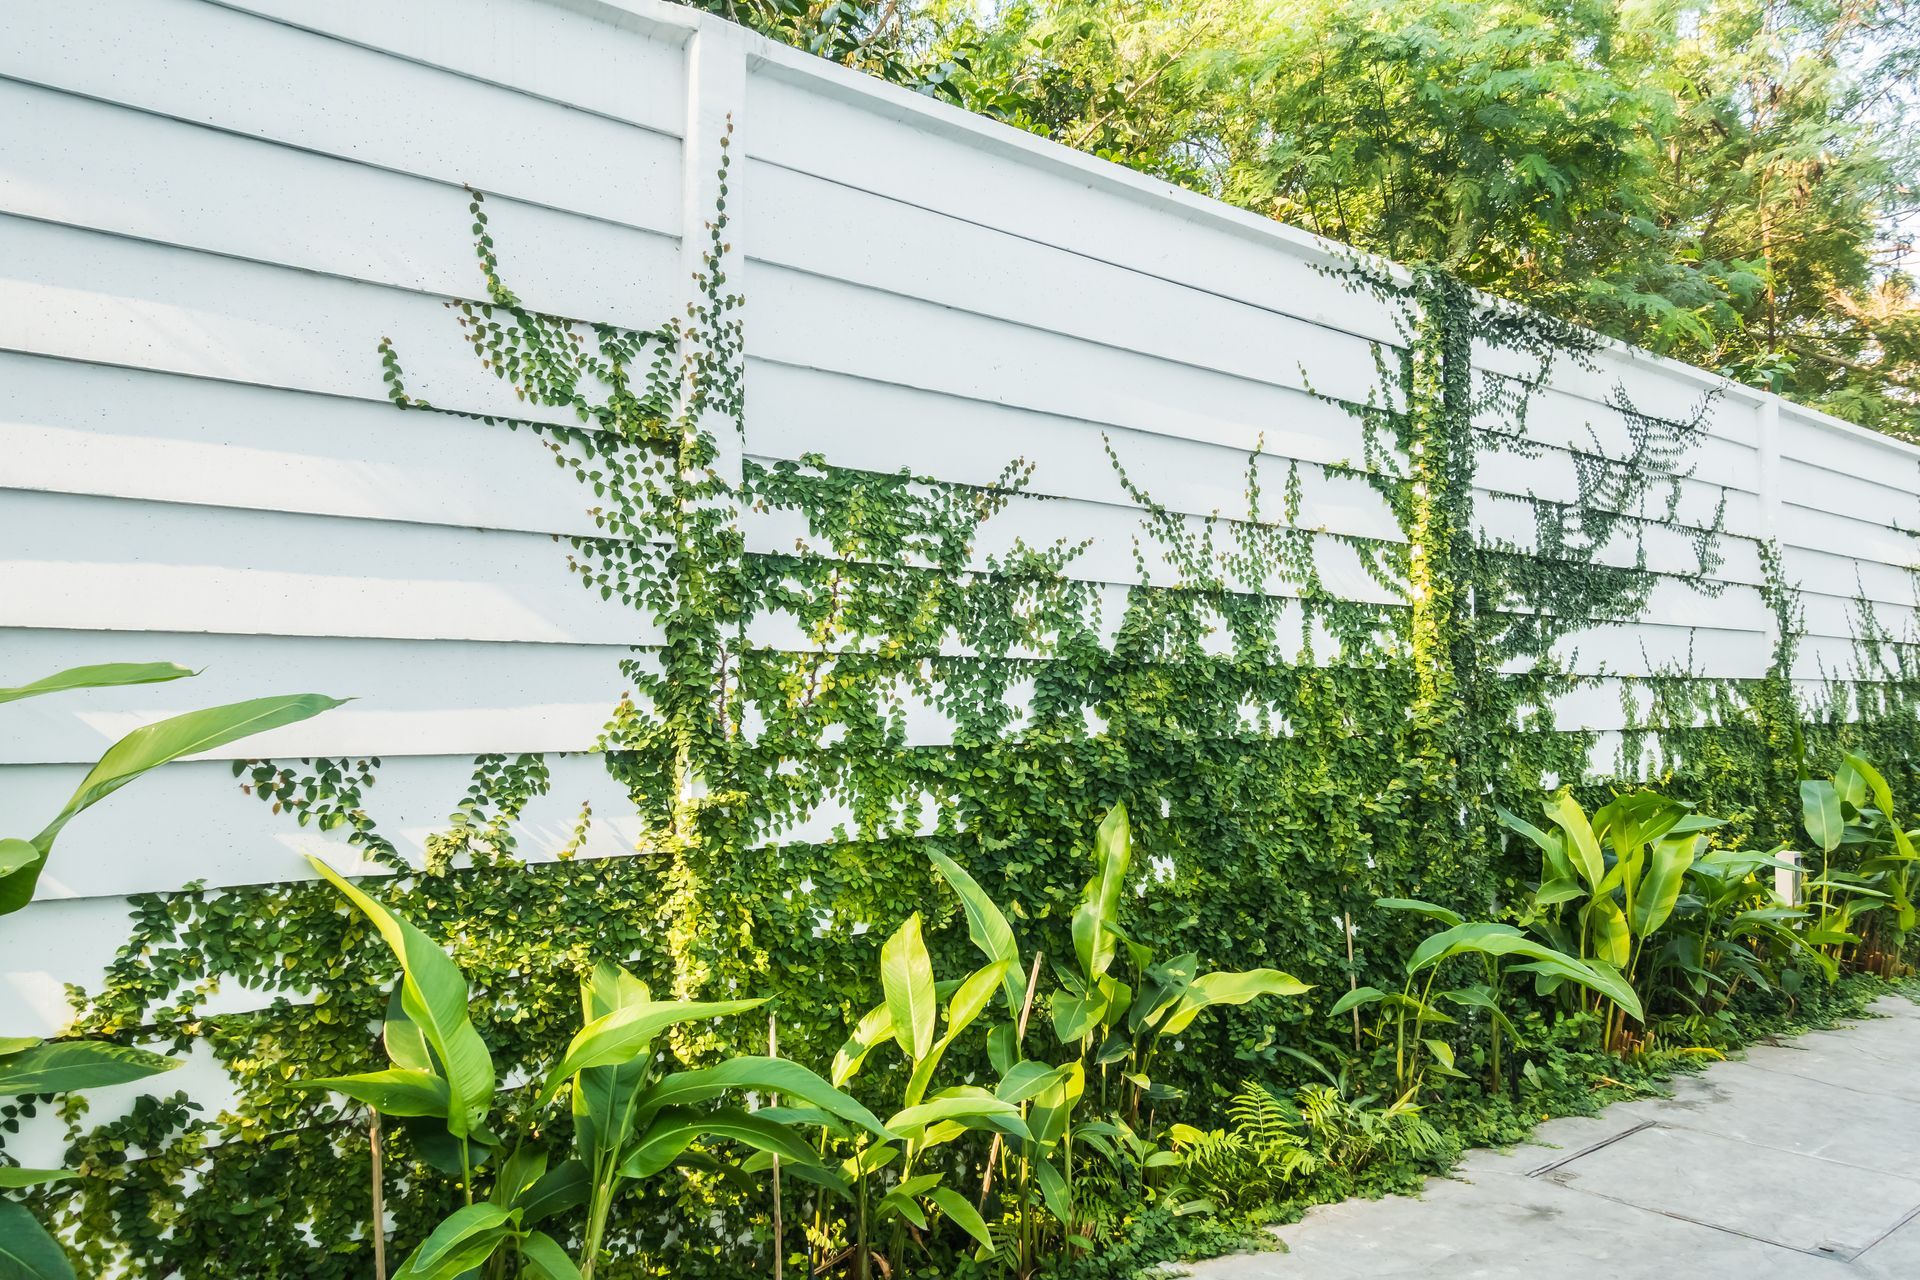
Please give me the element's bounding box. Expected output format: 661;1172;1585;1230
979;952;1044;1208
370;1111;387;1280
1344;909;1361;1053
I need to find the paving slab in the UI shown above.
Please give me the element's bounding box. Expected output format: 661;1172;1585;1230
1185;994;1920;1278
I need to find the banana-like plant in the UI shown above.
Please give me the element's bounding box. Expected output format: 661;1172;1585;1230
1652;846;1823;1010
826;912;1021;1278
1;663;342;1277
1050;804;1311;1127
298;856;890;1279
1499;790;1720;1048
925;847;1089;1271
1800;754;1918;971
1333;897;1641;1092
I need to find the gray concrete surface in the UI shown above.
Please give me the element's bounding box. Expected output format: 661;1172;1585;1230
1187;994;1920;1279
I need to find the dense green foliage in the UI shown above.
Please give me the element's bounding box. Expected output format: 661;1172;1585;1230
708;0;1919;435
13;121;1920;1279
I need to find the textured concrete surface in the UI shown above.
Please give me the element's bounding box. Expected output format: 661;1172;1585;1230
1186;994;1920;1279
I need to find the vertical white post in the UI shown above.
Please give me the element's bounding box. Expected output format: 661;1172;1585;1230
680;14;749;497
1756;393;1797;904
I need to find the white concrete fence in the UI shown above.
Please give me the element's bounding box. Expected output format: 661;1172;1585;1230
2;0;1917;1143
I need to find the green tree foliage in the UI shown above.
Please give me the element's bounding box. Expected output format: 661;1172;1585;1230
764;0;1920;434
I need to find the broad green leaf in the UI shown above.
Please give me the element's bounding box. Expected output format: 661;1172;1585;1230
571;962;660;1166
0;1169;72;1190
1495;805;1557;854
384;986;434;1073
1049;984;1109;1043
1033;1155;1072;1224
1587;895;1631;967
879;1189;930;1230
295;1068;450;1118
621;1106;821;1179
31;694;348;855
639;1057;892;1138
1846;753;1916;861
0;1200;74;1280
0;692;344;914
1546;792;1605;889
1159;969;1311;1035
1422;1038;1466;1078
1072;802;1132;980
538;996;765;1104
1535;877;1586;907
488;1148;548;1209
830;1002;895;1087
1328;986;1387;1018
945;961;1010;1038
1630;838;1693;938
0;662;192;705
0;1039;39;1057
394;1203;516;1280
927;847;1023;1012
0;1040;177;1095
513;1158;590;1226
1375;897;1464;927
1834;758;1869;811
881;914;938;1062
1407;921;1643;1021
929;1185;994;1248
0;841;39;881
1501;804;1577;890
306;857;494;1138
516;1232;583;1280
1802;779;1844;854
1029;1061;1084;1148
888;1093;1022;1137
996;1060;1073;1105
1130;953;1196;1034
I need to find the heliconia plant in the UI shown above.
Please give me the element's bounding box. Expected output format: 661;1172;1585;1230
1051;804;1312;1126
926;844;1090;1270
1799;753;1919;972
0;663;343;1277
928;805;1307;1269
296;856;891;1280
825;912;1020;1277
1333;897;1642;1093
1499;790;1722;1048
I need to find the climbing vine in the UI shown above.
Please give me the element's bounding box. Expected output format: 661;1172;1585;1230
23;149;1920;1278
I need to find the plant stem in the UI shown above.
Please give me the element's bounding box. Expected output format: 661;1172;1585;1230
770;1013;784;1280
856;1148;870;1280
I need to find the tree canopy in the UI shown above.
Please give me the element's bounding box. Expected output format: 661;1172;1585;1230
690;0;1919;437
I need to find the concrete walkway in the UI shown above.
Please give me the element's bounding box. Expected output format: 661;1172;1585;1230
1189;994;1920;1279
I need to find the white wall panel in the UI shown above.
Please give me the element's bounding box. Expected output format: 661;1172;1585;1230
1;355;603;537
0;217;663;424
0;750;642;904
2;490;654;646
747;159;1386;403
743;63;1400;349
224;0;693;131
0;0;683;227
2;0;1919;1135
0;82;681;315
0;630;631;765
